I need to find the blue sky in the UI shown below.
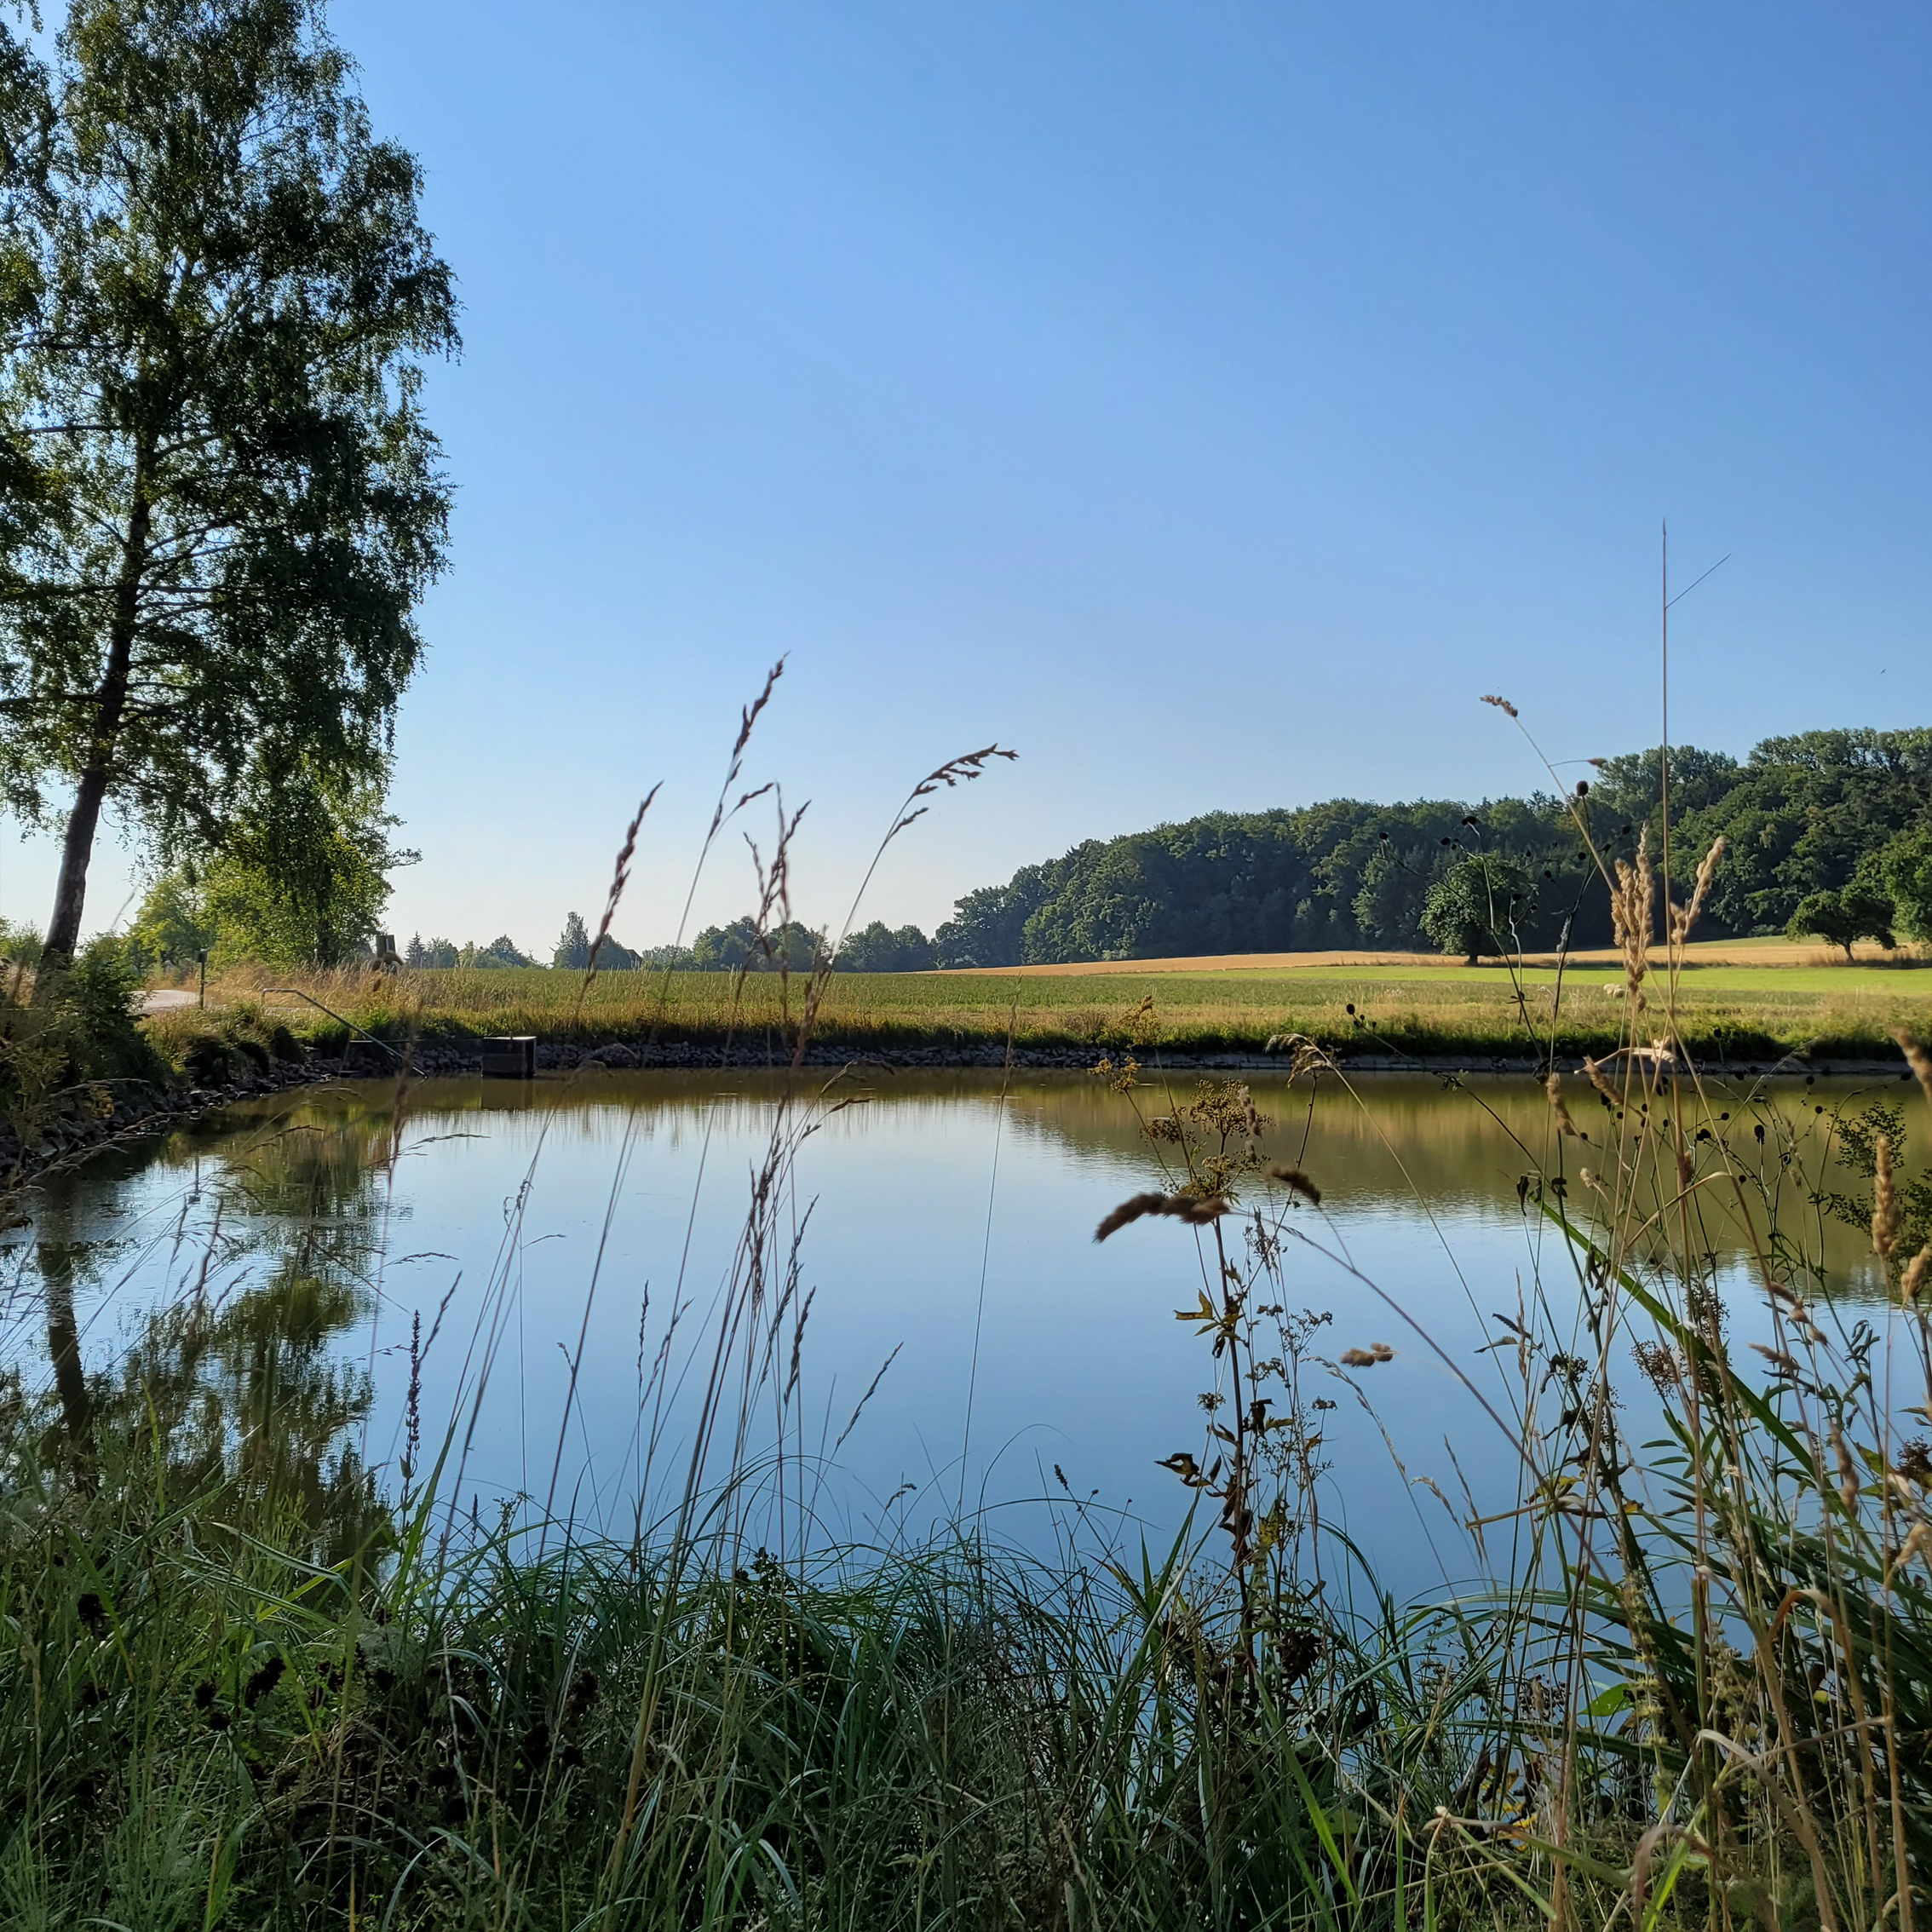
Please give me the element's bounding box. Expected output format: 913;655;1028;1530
6;0;1929;953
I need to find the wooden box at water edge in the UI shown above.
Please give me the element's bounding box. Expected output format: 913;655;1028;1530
480;1036;537;1078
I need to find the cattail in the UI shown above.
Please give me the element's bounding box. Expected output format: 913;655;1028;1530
1544;1072;1578;1136
1873;1135;1900;1261
1903;1245;1931;1302
1890;1026;1932;1110
1267;1164;1321;1205
1480;694;1519;719
1095;1192;1230;1242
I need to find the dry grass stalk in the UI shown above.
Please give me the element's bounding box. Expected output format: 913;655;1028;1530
1891;1025;1932;1109
1609;825;1654;1007
1339;1343;1394;1367
1094;1191;1231;1242
1581;1055;1620;1107
1903;1245;1931;1302
575;785;663;1023
1666;836;1725;945
1544;1072;1578;1136
1266;1164;1321;1205
1873;1134;1900;1260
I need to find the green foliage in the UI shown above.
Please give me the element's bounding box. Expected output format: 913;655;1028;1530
1677;727;1932;935
833;920;934;972
122;871;210;972
0;0;457;957
939;798;1616;965
458;934;537;969
1877;825;1932;941
0;917;41;965
549;911;642;970
1419;855;1534;961
690;915;826;972
202;774;412;967
0;935;164;1140
144;998;300;1086
939;727;1932;964
1785;883;1895;958
125;783;405;969
405;933;458;968
551;910;591;969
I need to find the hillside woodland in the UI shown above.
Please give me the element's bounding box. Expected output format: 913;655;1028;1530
931;728;1932;965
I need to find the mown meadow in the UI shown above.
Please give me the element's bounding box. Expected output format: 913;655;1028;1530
191;950;1932;1067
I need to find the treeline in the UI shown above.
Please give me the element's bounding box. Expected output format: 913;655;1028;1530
930;728;1932;965
124;728;1932;976
394;917;942;975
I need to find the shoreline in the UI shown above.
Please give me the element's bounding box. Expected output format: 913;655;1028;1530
5;1033;1914;1196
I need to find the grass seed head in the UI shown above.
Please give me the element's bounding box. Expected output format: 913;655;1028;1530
1266;1164;1321;1205
1905;1244;1932;1303
1873;1134;1900;1261
1890;1025;1932;1109
1094;1191;1230;1242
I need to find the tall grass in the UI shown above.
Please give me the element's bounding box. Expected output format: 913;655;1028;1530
4;682;1929;1928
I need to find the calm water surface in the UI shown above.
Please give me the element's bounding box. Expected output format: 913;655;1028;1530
7;1068;1915;1601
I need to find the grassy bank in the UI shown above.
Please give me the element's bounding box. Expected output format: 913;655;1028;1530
198;954;1932;1063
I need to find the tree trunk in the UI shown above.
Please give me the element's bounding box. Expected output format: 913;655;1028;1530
39;455;153;983
41;1242;97;1493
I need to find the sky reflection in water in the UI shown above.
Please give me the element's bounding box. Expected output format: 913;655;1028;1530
7;1067;1916;1606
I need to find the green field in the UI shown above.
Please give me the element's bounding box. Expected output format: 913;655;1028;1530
207;955;1932;1062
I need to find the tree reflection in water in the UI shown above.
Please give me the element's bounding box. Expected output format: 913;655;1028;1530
18;1089;416;1564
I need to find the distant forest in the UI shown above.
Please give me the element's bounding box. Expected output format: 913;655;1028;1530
927;728;1932;967
388;729;1932;974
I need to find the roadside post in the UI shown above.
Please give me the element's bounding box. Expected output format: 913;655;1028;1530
197;948;208;1009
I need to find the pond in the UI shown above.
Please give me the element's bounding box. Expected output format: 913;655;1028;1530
5;1066;1916;1603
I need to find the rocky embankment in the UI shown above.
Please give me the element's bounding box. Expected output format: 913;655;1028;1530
0;1058;326;1190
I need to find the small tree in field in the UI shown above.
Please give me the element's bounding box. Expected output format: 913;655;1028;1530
0;0;457;974
1420;857;1531;965
1787;885;1895;962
